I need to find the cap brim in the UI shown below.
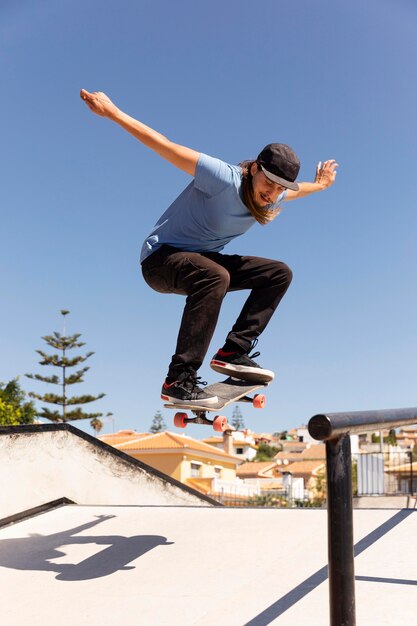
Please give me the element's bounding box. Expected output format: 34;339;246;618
260;165;299;191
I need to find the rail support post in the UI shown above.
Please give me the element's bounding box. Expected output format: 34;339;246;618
326;435;356;626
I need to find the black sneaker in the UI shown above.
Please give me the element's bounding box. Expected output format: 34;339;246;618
210;340;274;383
161;371;218;406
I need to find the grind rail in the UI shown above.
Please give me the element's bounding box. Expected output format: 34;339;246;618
308;407;417;626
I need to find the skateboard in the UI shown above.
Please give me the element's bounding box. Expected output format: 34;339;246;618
163;377;270;432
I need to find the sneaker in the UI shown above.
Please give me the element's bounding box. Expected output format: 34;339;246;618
210;340;274;383
161;371;218;406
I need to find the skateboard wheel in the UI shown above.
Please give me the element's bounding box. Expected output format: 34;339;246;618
174;412;188;428
253;394;266;409
213;415;228;432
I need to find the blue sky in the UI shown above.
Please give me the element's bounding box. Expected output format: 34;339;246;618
1;0;416;438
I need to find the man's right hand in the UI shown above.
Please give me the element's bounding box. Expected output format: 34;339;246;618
80;89;119;119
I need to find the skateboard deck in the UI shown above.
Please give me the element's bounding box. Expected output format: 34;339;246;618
164;377;270;432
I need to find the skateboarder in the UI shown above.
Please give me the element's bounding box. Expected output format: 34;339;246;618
81;90;338;406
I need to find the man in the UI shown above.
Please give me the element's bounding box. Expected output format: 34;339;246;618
81;89;338;406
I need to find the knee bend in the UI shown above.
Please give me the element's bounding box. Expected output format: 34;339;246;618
283;263;293;286
274;262;293;287
208;267;230;296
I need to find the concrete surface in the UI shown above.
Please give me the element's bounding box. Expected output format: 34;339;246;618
0;425;216;520
0;504;416;626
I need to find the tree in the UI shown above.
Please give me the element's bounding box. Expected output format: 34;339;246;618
90;417;104;436
26;310;105;426
371;429;397;445
274;430;289;440
252;442;280;462
231;405;245;431
0;378;36;426
149;410;167;433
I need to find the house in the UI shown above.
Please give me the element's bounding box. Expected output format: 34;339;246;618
99;429;247;496
396;426;417;449
202;429;258;460
384;459;417;494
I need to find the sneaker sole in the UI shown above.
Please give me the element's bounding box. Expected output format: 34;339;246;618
161;393;219;406
210;360;275;383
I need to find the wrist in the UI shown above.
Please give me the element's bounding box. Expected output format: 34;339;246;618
108;107;123;123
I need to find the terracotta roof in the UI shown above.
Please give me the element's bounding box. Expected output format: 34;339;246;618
275;443;326;463
281;441;308;450
283;460;325;475
115;431;240;460
237;462;277;478
202;436;223;445
300;444;326;460
275;452;302;463
99;431;149;445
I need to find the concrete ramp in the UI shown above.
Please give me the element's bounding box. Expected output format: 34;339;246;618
0;425;217;521
0;504;416;625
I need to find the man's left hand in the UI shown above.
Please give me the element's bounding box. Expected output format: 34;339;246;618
315;159;339;189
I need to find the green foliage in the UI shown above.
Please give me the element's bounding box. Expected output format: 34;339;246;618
26;310;105;424
246;493;287;507
149;410;167;433
90;417;104;436
273;430;289;440
0;379;36;426
252;442;280;462
371;429;397;445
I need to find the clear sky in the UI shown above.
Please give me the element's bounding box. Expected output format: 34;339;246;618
1;0;416;439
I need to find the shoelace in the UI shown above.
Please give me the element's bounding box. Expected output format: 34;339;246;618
177;373;208;391
189;375;208;390
247;338;260;360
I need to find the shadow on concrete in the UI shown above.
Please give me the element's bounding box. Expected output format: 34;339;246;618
244;509;415;626
0;515;173;581
356;575;417;586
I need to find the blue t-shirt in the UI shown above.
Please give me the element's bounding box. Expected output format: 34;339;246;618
140;153;286;263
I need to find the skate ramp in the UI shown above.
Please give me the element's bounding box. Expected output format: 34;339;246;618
0;503;416;625
0;424;217;522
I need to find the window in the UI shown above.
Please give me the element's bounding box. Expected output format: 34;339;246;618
236;448;244;455
190;462;202;478
214;466;222;477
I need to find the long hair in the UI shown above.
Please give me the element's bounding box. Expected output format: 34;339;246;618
240;160;282;225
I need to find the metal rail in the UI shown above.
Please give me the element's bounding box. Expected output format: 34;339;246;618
308;407;417;626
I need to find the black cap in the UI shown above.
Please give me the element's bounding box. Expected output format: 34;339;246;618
256;143;300;191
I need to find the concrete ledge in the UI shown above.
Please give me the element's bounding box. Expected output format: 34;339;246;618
0;497;75;529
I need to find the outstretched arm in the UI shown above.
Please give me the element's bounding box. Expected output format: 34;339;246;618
284;159;339;201
80;90;200;176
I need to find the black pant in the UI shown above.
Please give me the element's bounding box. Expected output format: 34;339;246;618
141;245;292;379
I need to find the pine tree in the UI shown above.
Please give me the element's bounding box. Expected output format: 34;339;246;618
26;310;105;425
231;405;245;431
149;410;167;433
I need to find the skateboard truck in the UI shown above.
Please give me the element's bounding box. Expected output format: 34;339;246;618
172;391;266;432
174;410;230;432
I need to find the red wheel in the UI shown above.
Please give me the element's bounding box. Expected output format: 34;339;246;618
213;415;228;432
174;412;188;428
253;394;266;409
